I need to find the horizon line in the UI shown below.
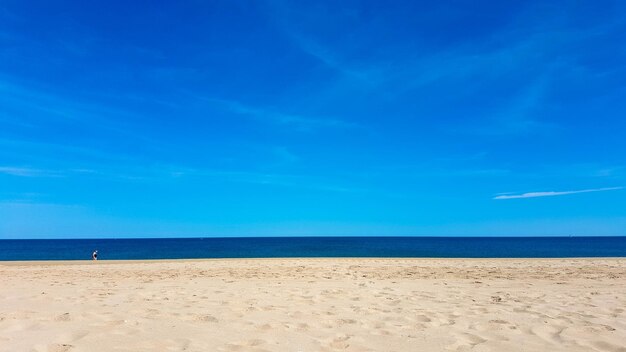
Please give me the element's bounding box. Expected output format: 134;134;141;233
2;234;625;240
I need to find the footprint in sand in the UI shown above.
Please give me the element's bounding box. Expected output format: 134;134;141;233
196;314;219;322
448;333;487;350
54;313;71;322
221;343;243;351
47;343;74;352
335;318;357;325
257;323;273;331
328;334;351;350
491;296;502;303
530;324;566;343
247;339;266;347
415;314;432;323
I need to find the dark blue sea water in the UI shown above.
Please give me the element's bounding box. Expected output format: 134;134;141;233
1;237;625;261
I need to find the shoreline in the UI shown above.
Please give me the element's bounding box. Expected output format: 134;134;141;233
2;256;626;266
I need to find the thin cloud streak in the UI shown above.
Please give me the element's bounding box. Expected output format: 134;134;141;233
0;166;61;177
494;187;623;200
205;97;357;130
0;78;174;151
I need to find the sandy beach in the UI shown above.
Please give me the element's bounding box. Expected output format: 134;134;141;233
1;258;624;352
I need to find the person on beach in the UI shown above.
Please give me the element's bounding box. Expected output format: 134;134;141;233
92;250;98;261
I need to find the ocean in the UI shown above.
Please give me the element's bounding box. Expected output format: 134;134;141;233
1;236;625;261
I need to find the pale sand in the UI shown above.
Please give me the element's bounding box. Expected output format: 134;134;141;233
1;259;625;352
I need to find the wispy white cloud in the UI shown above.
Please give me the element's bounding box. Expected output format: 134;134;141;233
0;138;139;167
0;161;369;195
265;3;626;139
467;75;556;136
0;80;132;126
0;166;61;177
151;166;378;194
272;146;299;164
205;97;356;131
0;78;172;151
592;166;625;178
284;32;383;83
494;187;623;200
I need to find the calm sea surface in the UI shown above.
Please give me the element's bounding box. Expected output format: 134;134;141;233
1;237;625;261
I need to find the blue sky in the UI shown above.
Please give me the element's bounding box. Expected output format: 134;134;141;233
1;0;625;238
